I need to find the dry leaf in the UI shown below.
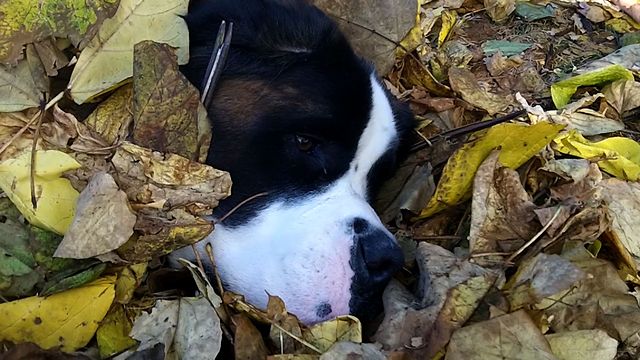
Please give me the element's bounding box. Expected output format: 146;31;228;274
446;310;556;360
448;67;512;115
546;329;618;360
54;172;136;259
84;84;134;145
312;0;418;75
132;41;203;160
68;0;189;103
234;314;270;360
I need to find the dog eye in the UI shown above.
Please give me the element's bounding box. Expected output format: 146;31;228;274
295;134;315;152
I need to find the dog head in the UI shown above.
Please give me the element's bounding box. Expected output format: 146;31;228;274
176;0;414;324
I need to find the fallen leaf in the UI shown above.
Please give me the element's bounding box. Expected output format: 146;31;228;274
312;0;418;75
540;159;592;182
551;64;633;108
111;142;231;211
600;179;640;258
0;111;42;162
0;150;81;235
234;314;270;360
33;39;69;76
482;40;532;56
438;10;458;47
54;172;136;259
484;51;523;77
418;122;564;218
576;44;640;74
468;151;539;264
446;310;556;360
268;295;304;354
132;41;202;160
128;297;222;359
83;84;134;145
0;276;115;352
485;0;516;22
505;254;587;310
546;329;618;360
515;2;556;21
303;316;362;353
374;242;494;351
0;58;47;112
448;67;511;115
42;106;112;155
602;79;640;115
320;342;386;360
0;0;118;64
0;342;92;360
114;262;148;304
553;130;640;180
96;304;137;358
68;0;189;103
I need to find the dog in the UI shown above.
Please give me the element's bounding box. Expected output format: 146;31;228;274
171;0;414;324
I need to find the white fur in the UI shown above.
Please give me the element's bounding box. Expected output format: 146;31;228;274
171;75;397;323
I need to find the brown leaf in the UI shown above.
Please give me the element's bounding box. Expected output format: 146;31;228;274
484;0;516;22
54;172;136;259
469;151;539;264
374;242;494;351
267;295;304;354
42;106;112;154
132;41;205;161
33;39;69;77
312;0;418;75
446;310;556;360
319;342;386;360
603;79;640;115
233;314;269;360
448;67;512;115
505;253;588;310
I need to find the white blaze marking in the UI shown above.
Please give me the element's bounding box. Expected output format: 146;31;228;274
348;75;397;195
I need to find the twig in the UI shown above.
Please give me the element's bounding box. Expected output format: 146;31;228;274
506;206;562;263
29;108;46;209
217;192;269;224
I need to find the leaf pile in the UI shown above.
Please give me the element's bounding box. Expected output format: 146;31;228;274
1;0;640;358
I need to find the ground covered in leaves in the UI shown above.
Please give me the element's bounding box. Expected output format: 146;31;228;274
0;0;640;359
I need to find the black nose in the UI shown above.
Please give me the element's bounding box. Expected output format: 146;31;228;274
349;218;404;300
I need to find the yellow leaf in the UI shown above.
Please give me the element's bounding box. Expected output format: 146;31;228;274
438;10;457;48
417;122;564;219
553;130;640;180
0;276;116;352
551;64;633;108
0;150;81;234
96;304;137;358
302;315;361;353
68;0;189;103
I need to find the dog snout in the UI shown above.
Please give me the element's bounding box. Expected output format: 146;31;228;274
351;218;404;287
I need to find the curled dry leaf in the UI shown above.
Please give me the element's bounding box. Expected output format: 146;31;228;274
468;151;539;265
132;41;208;161
553;130;640;181
43;105;113;154
69;0;189;103
111;142;231;211
603;79;640;115
0;111;42;162
374;242;495;351
484;0;516;22
234;314;270;360
54;172;136;259
303;316;362;353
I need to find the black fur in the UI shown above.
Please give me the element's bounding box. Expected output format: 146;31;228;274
182;0;413;225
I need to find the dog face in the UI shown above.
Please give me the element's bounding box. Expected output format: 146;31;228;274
174;0;414;324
